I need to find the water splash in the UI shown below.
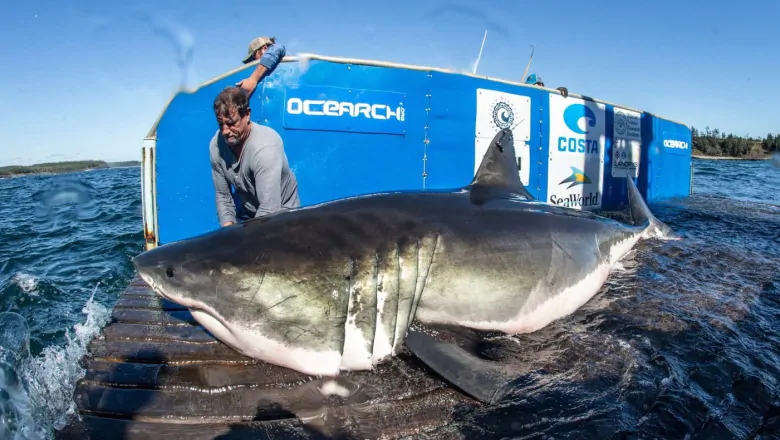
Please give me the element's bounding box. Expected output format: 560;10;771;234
31;178;95;225
297;53;312;76
11;274;38;297
86;6;197;92
132;10;196;92
0;288;111;440
421;3;511;40
0;312;34;440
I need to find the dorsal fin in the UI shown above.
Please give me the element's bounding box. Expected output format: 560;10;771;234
467;128;534;202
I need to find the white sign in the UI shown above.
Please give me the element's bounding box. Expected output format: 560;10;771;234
611;107;642;178
547;94;605;210
475;89;531;186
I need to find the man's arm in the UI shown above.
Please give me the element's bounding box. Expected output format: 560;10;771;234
248;143;284;218
211;154;237;226
253;44;286;82
238;44;286;96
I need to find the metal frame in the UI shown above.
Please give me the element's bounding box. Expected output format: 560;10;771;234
140;137;158;250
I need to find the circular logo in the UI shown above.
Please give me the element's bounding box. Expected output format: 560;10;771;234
615;111;627;135
492;101;514;129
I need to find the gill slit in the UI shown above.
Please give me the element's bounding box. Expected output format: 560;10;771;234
370;246;381;362
340;255;357;359
395;239;403;346
409;233;440;326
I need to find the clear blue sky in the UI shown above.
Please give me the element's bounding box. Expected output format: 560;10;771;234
1;0;777;166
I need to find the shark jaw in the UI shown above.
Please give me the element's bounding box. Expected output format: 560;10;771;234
137;270;344;376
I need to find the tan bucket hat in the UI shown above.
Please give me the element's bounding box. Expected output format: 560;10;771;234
243;36;275;64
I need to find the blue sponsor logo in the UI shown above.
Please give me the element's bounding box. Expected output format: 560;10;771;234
563;104;596;134
557;103;600;155
491;100;514;129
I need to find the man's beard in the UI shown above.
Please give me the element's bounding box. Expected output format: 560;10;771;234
224;135;239;146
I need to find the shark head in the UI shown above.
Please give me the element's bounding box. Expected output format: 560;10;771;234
131;225;288;362
131;220;315;323
131;217;366;376
132;235;219;306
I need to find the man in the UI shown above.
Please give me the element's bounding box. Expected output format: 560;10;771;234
210;86;300;227
525;73;569;98
236;36;286;97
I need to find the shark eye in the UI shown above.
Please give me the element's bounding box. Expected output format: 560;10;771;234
165;267;174;278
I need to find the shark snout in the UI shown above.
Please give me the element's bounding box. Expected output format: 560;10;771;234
132;246;219;305
132;251;161;278
132;250;180;296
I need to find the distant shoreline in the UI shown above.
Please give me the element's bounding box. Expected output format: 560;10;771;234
0;160;141;178
692;154;771;161
0;154;770;179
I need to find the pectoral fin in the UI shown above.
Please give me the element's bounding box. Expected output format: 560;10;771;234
404;329;515;405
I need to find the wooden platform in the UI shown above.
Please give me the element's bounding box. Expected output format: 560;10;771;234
56;275;476;439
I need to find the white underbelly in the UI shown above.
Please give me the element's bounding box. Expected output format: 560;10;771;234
190;308;343;376
414;233;641;334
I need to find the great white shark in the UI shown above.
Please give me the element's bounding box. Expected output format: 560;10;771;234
132;128;673;404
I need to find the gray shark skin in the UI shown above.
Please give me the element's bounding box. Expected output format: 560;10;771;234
132;128;672;403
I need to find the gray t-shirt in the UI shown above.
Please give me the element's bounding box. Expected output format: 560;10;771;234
210;122;300;224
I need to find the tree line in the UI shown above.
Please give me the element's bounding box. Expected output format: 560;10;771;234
692;126;778;158
0;160;109;177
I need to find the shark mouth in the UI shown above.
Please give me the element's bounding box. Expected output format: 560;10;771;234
135;268;341;375
136;270;234;337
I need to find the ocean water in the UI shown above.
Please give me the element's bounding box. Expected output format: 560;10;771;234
0;167;143;439
0;159;778;439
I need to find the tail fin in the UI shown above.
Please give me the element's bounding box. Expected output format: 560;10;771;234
625;173;674;239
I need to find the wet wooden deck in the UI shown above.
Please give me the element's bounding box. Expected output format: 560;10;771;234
55;275;475;440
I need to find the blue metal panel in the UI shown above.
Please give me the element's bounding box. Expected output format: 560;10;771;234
155;82;228;245
601;104;618;207
260;61;429;213
648;118;692;201
423;70;471;191
638;111;657;200
426;72;544;199
151;57;692;245
537;92;551;202
282;84;407;135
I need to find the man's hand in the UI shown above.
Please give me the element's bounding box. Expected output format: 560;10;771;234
237;64;268;98
557;87;569;98
221;221;234;227
236;77;258;97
